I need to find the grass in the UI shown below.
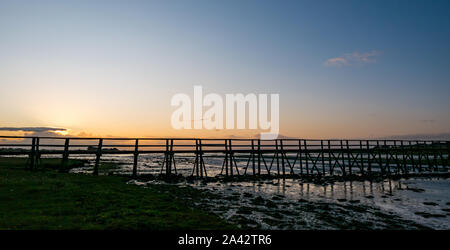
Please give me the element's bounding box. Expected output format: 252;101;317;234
0;157;235;230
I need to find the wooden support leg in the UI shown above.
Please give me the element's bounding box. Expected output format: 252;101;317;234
62;138;70;169
93;139;103;176
29;137;36;170
133;139;139;177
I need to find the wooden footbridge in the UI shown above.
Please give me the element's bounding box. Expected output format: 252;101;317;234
0;136;448;179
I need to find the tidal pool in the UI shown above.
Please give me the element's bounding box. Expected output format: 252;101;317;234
67;155;450;229
126;177;449;229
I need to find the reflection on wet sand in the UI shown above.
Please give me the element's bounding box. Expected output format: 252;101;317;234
189;178;450;229
67;154;450;229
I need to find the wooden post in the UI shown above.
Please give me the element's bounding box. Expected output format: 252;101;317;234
35;137;40;169
166;139;172;175
436;141;442;171
409;141;415;172
432;141;439;171
251;140;256;175
229;139;233;176
328;140;332;175
359;140;364;175
171;139;176;174
164;139;169;175
171;139;177;174
62;138;70;169
417;141;422;172
257;139;261;175
346;140;351;175
275;140;280;176
199;139;207;177
29;137;36;170
366;140;372;176
93;139;102;176
377;140;383;175
425;141;432;171
133;139;139;177
446;141;450;169
299;140;303;176
401;141;407;174
321;140;325;176
199;139;203;177
304;140;309;176
340;140;346;176
384;140;390;175
225;140;229;176
394;140;400;174
280;140;285;177
195;140;200;177
440;141;448;170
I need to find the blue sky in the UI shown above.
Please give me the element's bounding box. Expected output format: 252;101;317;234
0;0;449;138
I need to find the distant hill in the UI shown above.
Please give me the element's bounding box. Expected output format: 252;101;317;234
379;133;450;141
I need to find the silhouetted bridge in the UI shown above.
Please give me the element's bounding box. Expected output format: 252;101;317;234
0;136;448;179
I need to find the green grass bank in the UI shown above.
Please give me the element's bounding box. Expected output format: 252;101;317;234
0;157;235;230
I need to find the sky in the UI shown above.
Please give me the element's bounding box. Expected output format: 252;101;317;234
0;0;449;139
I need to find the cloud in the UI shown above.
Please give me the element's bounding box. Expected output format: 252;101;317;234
0;127;67;132
324;50;379;67
324;57;348;66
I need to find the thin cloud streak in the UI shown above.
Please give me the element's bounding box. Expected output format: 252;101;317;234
324;50;379;67
0;127;67;132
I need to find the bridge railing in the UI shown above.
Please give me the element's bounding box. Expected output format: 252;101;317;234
0;136;448;178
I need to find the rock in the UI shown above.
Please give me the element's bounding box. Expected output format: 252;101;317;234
268;211;283;219
229;215;258;228
262;217;281;227
406;187;426;193
265;200;278;208
415;212;446;218
243;192;253;198
251;196;265;206
272;195;283;200
236;206;253;215
423;202;438;206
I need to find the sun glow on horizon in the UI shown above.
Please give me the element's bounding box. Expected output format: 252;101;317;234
54;130;69;136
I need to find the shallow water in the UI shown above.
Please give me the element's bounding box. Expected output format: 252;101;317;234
64;152;448;177
191;178;450;229
66;154;450;229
